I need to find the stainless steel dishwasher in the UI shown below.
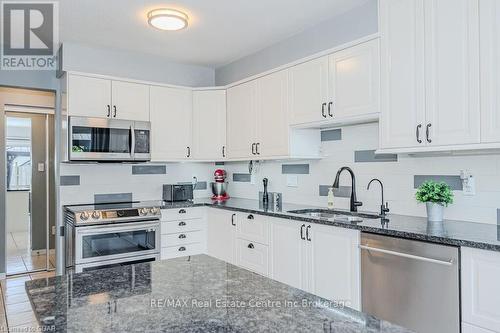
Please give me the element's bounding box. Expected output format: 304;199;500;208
361;232;459;333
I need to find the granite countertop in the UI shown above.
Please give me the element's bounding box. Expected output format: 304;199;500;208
26;255;411;333
160;198;500;252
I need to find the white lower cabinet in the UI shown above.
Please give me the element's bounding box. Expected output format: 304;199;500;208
206;209;237;265
270;218;360;310
160;207;206;260
462;247;500;333
236;238;269;276
463;322;497;333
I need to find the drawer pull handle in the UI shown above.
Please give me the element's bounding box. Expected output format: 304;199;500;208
247;214;254;220
179;234;186;239
248;243;254;249
179;209;186;214
179;246;186;252
231;213;236;226
178;221;186;226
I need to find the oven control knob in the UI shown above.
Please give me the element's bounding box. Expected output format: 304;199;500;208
139;208;149;216
80;212;89;221
91;211;100;220
150;207;160;215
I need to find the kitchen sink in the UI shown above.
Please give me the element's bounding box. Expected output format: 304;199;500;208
287;209;381;221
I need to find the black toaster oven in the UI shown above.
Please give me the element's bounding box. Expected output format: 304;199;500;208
163;184;194;202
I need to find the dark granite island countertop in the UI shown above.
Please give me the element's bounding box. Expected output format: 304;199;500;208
159;198;500;252
26;255;412;333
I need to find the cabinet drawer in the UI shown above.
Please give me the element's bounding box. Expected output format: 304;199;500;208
162;218;204;234
161;231;204;247
161;207;204;221
236;238;269;276
236;213;270;245
161;243;204;259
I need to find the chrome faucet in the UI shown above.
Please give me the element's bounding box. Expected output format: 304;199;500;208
333;166;363;212
367;178;390;217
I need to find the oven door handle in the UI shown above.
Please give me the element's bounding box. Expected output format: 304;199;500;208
76;222;160;235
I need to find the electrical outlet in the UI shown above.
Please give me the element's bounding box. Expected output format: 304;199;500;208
463;175;476;196
51;225;56;235
287;175;298;187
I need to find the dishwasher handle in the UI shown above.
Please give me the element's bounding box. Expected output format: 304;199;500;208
359;244;455;266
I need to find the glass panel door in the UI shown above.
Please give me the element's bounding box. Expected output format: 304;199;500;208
71;126;131;154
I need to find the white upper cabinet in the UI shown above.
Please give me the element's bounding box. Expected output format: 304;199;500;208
67;74;150;121
289;40;380;126
150;86;193;161
379;0;481;151
226;80;257;159
192;90;227;160
379;0;425;149
111;81;150;121
480;0;500;143
67;74;112;118
256;70;289;157
289;56;329;124
328;39;380;120
462;247;500;333
424;0;480;146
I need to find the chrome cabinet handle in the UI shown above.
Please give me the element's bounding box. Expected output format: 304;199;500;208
231;213;236;226
113;105;117;118
306;225;311;241
426;123;432;143
222;146;225;158
187;146;191;157
178;246;186;251
416;124;422;143
179;209;186;214
248;243;254;249
251;143;256;155
321;103;327;118
178;221;186;226
255;143;260;155
300;224;305;240
328;102;333;117
107;105;111;117
178;234;186;239
359;245;454;266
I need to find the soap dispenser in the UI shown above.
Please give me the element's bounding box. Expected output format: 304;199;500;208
327;188;334;209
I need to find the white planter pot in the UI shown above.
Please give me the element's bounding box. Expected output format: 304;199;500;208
426;202;444;222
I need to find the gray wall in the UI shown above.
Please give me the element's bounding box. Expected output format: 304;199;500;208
62;42;215;87
0;69;58;91
215;0;378;85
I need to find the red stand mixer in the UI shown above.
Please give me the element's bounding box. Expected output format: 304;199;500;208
211;169;229;201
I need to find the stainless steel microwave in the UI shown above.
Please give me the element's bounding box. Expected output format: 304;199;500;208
69;116;151;162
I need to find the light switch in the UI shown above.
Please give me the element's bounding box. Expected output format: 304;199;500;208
287;175;298;187
38;163;45;172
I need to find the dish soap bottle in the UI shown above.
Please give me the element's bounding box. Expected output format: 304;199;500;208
327;188;334;209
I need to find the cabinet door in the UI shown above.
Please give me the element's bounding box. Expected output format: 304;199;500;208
192;90;226;160
226;81;256;159
150;86;192;161
462;247;500;332
67;74;111;118
328;39;380;119
207;209;236;264
379;0;426;149
480;0;500;143
111;81;149;121
270;219;305;290
256;70;289;157
288;56;329;125
424;0;480;146
308;224;360;310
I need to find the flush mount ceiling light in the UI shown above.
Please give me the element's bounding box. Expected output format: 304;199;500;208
147;8;188;31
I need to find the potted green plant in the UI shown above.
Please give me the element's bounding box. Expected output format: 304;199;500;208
415;181;454;222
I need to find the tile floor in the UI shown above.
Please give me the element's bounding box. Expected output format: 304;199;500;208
0;271;55;332
7;232;55;275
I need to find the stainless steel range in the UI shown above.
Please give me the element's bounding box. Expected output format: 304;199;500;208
65;201;162;273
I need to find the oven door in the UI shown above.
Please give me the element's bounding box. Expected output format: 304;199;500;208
74;221;160;265
74;253;159;273
69;117;134;161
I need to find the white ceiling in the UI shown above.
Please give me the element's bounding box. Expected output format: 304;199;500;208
59;0;369;68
